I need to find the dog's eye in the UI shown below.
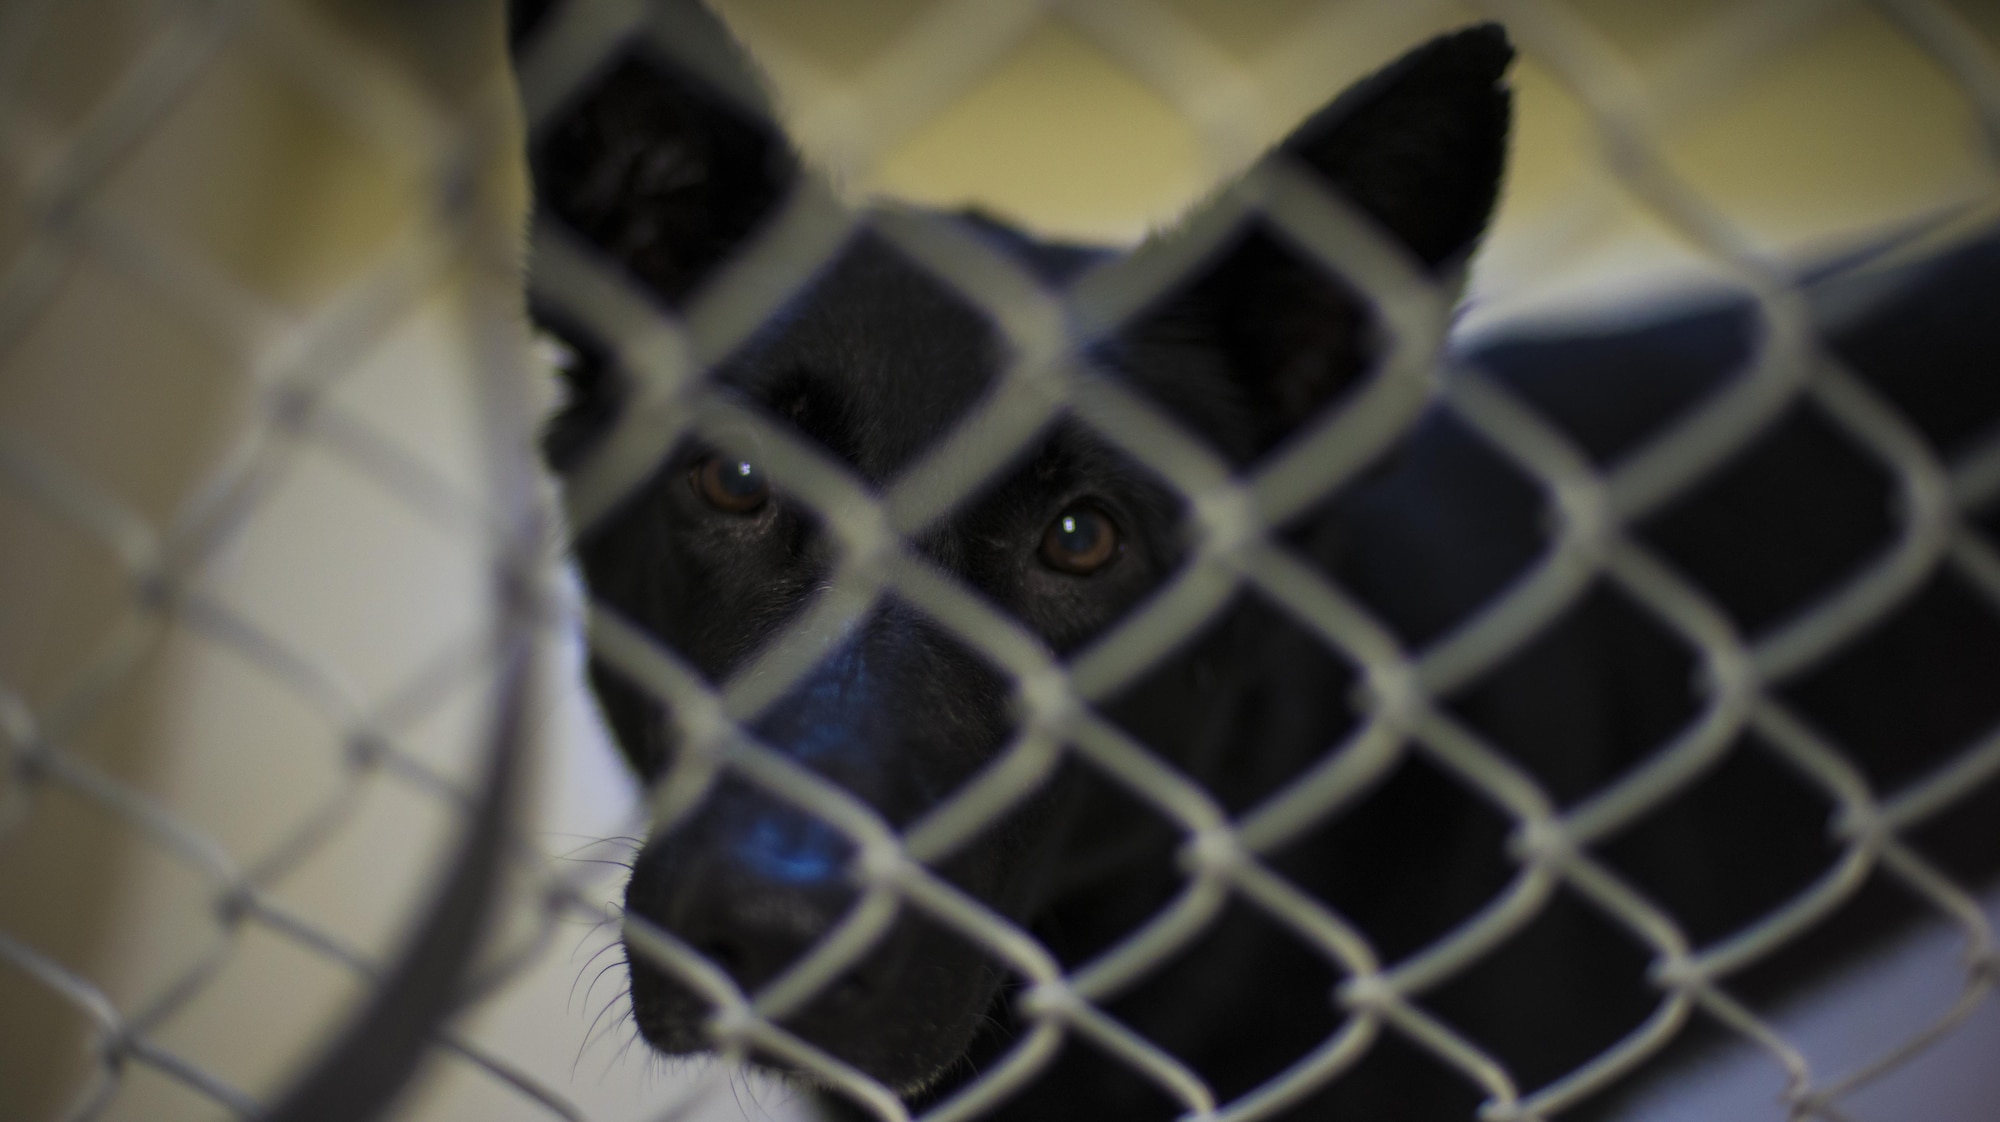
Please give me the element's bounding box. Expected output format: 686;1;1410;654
692;456;770;514
1040;507;1119;575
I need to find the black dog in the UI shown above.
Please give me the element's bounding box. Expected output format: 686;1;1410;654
521;5;2000;1118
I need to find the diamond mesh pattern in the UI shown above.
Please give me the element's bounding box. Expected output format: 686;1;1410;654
4;1;1999;1121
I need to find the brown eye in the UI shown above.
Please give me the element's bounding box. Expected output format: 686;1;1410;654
1040;507;1119;575
692;456;770;513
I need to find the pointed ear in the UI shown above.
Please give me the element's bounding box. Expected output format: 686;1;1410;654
1122;25;1513;458
1283;22;1515;271
529;1;797;308
527;2;797;473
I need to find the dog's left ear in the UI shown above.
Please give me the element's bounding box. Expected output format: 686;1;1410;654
1125;24;1513;456
1278;22;1515;271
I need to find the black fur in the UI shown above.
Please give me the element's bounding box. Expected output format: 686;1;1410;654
523;6;2000;1119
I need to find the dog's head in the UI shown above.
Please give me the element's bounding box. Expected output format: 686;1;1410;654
535;14;1512;1096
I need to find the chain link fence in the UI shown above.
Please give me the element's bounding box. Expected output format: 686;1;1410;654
0;1;550;1118
4;0;2000;1121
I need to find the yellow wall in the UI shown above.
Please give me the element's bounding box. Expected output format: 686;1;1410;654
711;0;2000;321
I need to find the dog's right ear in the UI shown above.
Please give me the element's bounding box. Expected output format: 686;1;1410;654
527;1;797;471
529;1;798;308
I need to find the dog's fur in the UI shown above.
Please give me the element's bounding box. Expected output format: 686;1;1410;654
522;5;2000;1118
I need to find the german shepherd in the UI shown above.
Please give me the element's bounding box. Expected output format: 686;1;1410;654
522;4;2000;1117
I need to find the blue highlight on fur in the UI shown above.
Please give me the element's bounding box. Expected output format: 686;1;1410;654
737;813;845;884
732;636;879;885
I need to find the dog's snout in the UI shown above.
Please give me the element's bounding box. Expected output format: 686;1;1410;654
627;792;861;996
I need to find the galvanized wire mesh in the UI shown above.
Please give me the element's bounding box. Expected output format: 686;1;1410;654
5;1;2000;1121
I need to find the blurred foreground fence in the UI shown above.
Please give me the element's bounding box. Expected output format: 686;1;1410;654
3;1;2000;1120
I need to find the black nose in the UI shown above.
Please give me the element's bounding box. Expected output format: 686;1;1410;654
626;785;861;995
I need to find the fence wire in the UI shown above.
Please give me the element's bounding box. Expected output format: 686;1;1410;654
4;1;2000;1121
0;0;549;1119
